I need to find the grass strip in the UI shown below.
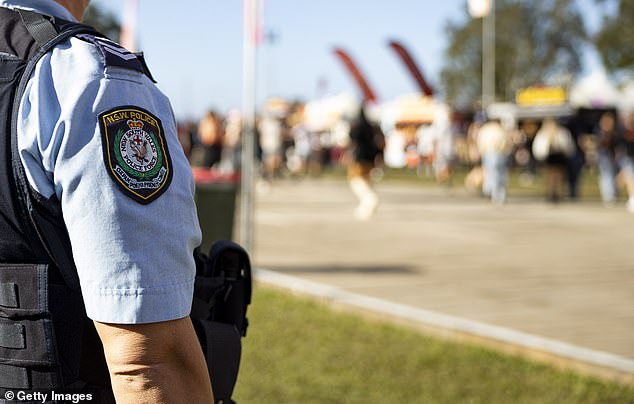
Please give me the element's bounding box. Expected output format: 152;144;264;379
233;286;634;404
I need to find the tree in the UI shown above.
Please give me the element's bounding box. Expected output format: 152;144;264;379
440;0;587;108
82;4;121;42
594;1;634;74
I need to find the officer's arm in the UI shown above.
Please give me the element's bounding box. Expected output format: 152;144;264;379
94;317;214;403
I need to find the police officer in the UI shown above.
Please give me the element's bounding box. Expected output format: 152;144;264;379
0;1;213;402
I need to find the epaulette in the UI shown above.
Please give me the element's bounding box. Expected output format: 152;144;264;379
75;33;156;82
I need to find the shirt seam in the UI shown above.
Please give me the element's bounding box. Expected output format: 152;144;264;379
89;279;194;296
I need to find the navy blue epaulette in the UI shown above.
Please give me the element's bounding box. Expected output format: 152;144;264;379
76;33;156;82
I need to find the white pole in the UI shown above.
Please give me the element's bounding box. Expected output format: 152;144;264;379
240;0;258;252
482;0;495;110
119;0;139;52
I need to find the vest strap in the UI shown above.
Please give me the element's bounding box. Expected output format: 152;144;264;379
17;9;58;48
10;19;100;292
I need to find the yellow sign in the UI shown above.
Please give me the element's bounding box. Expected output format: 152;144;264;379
516;87;567;106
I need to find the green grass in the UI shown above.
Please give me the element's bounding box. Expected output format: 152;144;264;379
233;287;634;404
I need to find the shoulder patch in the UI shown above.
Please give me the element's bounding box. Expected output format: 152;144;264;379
76;34;150;77
99;106;173;204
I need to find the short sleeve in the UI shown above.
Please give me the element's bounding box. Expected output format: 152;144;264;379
17;37;202;324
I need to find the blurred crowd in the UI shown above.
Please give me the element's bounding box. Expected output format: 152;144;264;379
177;96;634;214
179;98;356;180
464;107;634;212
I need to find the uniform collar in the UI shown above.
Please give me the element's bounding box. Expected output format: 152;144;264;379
0;0;77;22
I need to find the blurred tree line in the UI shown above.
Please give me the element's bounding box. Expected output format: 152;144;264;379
441;0;633;108
82;4;120;42
594;0;634;74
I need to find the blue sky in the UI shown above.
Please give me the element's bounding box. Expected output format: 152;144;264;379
91;0;607;120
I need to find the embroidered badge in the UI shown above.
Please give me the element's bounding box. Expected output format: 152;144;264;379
99;106;172;204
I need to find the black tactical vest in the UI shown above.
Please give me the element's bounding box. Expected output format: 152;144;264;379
0;8;152;402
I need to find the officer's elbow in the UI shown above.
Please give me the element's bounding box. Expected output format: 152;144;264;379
94;318;213;403
107;360;164;398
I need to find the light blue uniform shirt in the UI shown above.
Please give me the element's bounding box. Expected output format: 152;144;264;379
3;1;202;324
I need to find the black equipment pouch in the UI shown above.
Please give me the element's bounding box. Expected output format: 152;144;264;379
191;240;252;404
0;263;62;391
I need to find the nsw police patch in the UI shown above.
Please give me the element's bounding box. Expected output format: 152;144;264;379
99;106;173;204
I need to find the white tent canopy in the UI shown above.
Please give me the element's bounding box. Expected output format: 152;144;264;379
304;92;358;132
569;71;621;109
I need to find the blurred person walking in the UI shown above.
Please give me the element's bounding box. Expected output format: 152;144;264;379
197;110;224;168
430;103;456;184
477;118;510;204
177;121;195;160
463;115;485;192
348;105;382;220
219;110;243;173
513;119;540;184
593;111;622;204
619;111;634;212
284;102;311;176
564;115;587;200
532;118;576;202
415;123;433;175
258;114;284;181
